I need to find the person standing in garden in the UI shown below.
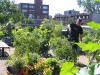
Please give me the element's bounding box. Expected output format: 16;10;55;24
68;18;83;42
67;18;83;54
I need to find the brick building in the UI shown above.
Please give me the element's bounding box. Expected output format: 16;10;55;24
18;0;49;19
18;0;49;26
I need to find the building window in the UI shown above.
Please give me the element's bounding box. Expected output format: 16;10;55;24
98;7;100;13
29;5;35;8
22;9;27;12
75;16;77;19
87;16;89;19
83;16;85;19
29;9;35;12
22;4;28;8
43;11;48;14
43;6;48;9
31;10;35;12
29;14;34;19
44;15;47;18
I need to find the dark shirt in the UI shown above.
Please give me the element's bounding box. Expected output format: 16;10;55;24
69;23;83;42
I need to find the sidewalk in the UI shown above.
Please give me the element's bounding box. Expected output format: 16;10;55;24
0;47;15;75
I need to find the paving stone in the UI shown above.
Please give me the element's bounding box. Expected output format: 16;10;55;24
0;48;14;75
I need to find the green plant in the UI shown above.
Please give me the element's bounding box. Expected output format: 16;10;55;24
12;28;40;56
87;21;100;30
23;52;40;66
77;42;100;63
45;58;58;66
0;31;4;39
95;54;100;61
88;63;96;75
82;30;94;43
0;0;24;23
96;0;100;2
45;58;61;75
50;37;77;62
7;56;24;70
43;67;52;75
60;62;78;75
13;58;24;70
77;42;100;53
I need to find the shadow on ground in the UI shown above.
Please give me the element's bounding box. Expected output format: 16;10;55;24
0;52;9;60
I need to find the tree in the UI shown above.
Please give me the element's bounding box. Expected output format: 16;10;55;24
13;28;40;56
0;0;24;24
77;0;96;14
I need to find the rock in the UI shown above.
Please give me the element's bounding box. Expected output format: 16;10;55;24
77;55;89;66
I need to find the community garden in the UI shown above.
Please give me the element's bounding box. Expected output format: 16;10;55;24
0;0;100;75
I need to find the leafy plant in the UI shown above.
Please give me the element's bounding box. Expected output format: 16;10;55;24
77;42;100;63
87;21;100;30
45;58;61;75
88;63;95;75
23;52;40;65
95;0;100;3
0;31;4;39
12;28;40;56
45;58;59;66
13;58;24;70
60;62;78;75
0;0;24;23
7;56;24;70
77;42;100;53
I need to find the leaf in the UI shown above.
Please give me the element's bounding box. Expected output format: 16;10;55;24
87;21;100;30
71;67;79;74
60;62;78;75
76;42;100;53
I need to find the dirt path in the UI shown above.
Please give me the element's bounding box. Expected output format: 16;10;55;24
0;48;15;75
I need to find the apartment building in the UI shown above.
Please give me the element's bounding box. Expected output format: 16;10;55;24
54;10;90;25
18;0;49;19
18;0;49;26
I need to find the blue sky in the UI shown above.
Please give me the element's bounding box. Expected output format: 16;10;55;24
13;0;84;16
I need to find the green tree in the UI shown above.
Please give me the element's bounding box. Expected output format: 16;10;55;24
0;0;24;24
13;28;40;56
77;0;96;14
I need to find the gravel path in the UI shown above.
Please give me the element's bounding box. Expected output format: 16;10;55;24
0;48;15;75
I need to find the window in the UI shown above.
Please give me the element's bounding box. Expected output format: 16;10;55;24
22;9;27;12
43;6;48;9
22;4;28;8
29;5;35;8
43;11;48;14
31;10;35;12
44;15;47;18
29;14;34;19
99;7;100;11
87;16;89;19
29;9;35;12
83;16;85;19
